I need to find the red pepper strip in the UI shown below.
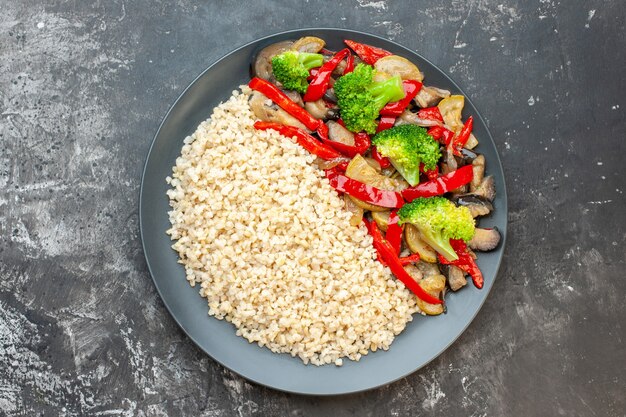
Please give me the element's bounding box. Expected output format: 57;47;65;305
427;125;454;143
325;170;404;208
344;40;393;65
303;48;350;102
442;128;455;146
317;123;371;158
364;219;443;304
386;211;403;255
418;107;444;123
452;116;474;155
438;239;484;289
371;146;391;169
419;163;439;181
343;52;355;74
253;121;341;160
379;80;423;116
401;165;474;201
399;253;421;265
307;68;318;81
248;77;320;131
376;116;397;133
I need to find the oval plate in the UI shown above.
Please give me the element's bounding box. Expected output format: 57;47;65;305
140;28;507;395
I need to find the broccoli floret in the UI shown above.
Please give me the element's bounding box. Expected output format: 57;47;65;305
271;51;324;94
398;197;475;261
334;63;405;134
372;125;441;186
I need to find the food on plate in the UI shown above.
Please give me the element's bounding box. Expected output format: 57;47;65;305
166;37;500;366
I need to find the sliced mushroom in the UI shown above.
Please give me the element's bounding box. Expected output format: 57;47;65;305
395;110;442;128
437;95;465;132
327;121;355;146
469;227;501;251
417;274;446;315
415;261;441;278
374;55;423;81
283;89;304;107
415;85;451;108
473;176;496;201
345;154;408;212
249;91;308;130
291;36;325;53
252;40;293;80
371;210;391;232
323;89;338;103
305;99;337;120
453;195;493;218
461;148;478;164
445;265;467;291
344;195;364;227
470;155;485;192
404;224;438;263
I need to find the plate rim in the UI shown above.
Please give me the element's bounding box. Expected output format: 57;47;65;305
139;27;508;396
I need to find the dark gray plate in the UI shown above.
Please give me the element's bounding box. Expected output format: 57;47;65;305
140;28;507;395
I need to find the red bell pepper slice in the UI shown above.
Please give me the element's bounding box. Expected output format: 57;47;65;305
343;52;355;74
379;80;422;116
399;253;421;265
385;210;403;255
376;116;397;133
438;239;484;289
344;40;392;65
427;125;454;145
325;170;404;209
419;163;439;181
253;121;341;160
451;116;474;155
249;77;320;131
303;48;350;102
364;219;443;304
401;165;473;201
371;145;391;169
317;123;370;158
418;107;444;123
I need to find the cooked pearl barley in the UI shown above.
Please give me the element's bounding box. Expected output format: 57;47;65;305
166;87;420;366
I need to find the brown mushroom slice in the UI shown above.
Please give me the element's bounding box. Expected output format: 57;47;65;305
345;154;408;212
283;89;304;107
253;40;293;80
473;176;496;202
374;55;424;81
417;274;446;315
470;154;485;192
371;210;391;232
304;99;331;120
437;95;465;132
327;121;355;146
344;195;365;227
292;36;325;53
446;265;467;291
415;261;441;278
469;227;501;251
395;110;442;128
453;195;493;218
249;91;308;130
404;224;438;263
415;85;451;108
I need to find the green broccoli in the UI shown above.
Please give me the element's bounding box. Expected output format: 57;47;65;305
372;125;441;186
334;63;405;134
398;197;475;261
271;51;324;94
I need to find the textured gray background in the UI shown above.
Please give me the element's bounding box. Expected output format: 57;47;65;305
1;0;624;416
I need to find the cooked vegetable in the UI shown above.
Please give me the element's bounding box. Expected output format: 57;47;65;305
334;63;405;134
364;219;443;304
318;122;371;157
385;211;403;255
398;197;475;262
449;116;474;155
468;227;501;251
326;167;404;209
371;145;391;168
345;154;407;211
249;91;308;130
271;51;324;94
344;39;392;65
253;40;293;80
343;194;364;227
415;85;451;108
472;176;496;201
404;224;438;263
291;36;325;53
401;165;474;201
249;77;320;131
374;55;423;82
253;121;341;160
437;95;465;131
416;274;446;315
371;210;391;231
470;154;485;191
380;80;422;116
453;194;493;218
372;125;441;186
303;49;350;102
445;265;467;291
438;239;484;288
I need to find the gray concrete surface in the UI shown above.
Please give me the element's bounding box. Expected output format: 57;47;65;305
1;0;624;415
